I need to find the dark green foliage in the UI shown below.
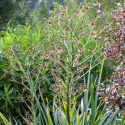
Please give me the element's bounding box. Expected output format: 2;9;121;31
0;0;13;30
0;0;13;21
0;0;25;31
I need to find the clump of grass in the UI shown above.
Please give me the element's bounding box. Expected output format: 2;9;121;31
0;0;124;125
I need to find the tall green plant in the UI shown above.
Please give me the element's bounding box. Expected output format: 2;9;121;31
0;0;120;124
0;58;118;125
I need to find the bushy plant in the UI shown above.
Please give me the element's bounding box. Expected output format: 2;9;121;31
98;2;125;120
0;0;124;124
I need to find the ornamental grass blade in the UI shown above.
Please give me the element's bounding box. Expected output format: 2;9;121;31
52;98;59;125
103;108;119;125
94;59;104;114
0;112;10;125
98;111;112;125
46;97;52;125
18;61;48;125
91;82;94;124
121;115;125;125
